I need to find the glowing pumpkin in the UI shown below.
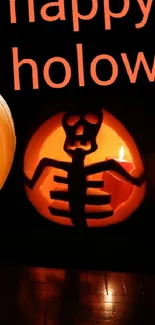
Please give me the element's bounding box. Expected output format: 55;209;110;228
0;95;16;188
23;109;146;228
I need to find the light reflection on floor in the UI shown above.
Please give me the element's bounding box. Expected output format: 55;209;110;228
0;266;154;325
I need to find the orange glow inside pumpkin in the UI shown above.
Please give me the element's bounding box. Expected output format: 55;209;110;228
24;109;146;227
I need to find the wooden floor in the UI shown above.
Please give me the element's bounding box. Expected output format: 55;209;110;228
0;266;155;324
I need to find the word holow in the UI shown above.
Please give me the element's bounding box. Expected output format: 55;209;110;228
13;44;155;90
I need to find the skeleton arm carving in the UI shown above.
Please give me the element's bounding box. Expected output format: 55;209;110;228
24;157;70;189
85;159;145;187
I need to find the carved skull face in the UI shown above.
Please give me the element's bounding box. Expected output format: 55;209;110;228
62;111;103;155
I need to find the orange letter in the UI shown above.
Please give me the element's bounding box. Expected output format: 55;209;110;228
41;0;66;22
72;0;98;32
28;0;35;22
10;0;17;23
10;0;35;23
43;57;71;88
76;44;85;87
121;52;155;83
135;0;153;29
104;0;130;30
12;47;39;90
90;54;118;86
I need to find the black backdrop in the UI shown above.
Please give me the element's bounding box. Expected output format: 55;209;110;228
0;0;155;271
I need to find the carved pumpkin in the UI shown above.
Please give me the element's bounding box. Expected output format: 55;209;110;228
0;95;16;188
23;109;146;228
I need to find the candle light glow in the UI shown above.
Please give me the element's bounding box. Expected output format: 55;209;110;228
103;145;134;209
119;146;125;161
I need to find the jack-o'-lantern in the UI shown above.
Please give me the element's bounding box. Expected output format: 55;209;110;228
0;95;16;188
23;109;146;228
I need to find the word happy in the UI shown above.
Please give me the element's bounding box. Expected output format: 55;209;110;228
10;0;154;90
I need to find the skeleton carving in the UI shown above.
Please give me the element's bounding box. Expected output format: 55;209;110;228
24;110;145;228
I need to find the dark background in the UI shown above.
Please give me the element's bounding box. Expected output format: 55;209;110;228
0;0;155;271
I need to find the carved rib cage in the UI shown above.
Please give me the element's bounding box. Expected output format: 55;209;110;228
49;172;114;226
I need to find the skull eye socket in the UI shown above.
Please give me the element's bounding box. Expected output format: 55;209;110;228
67;115;80;126
84;114;99;124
